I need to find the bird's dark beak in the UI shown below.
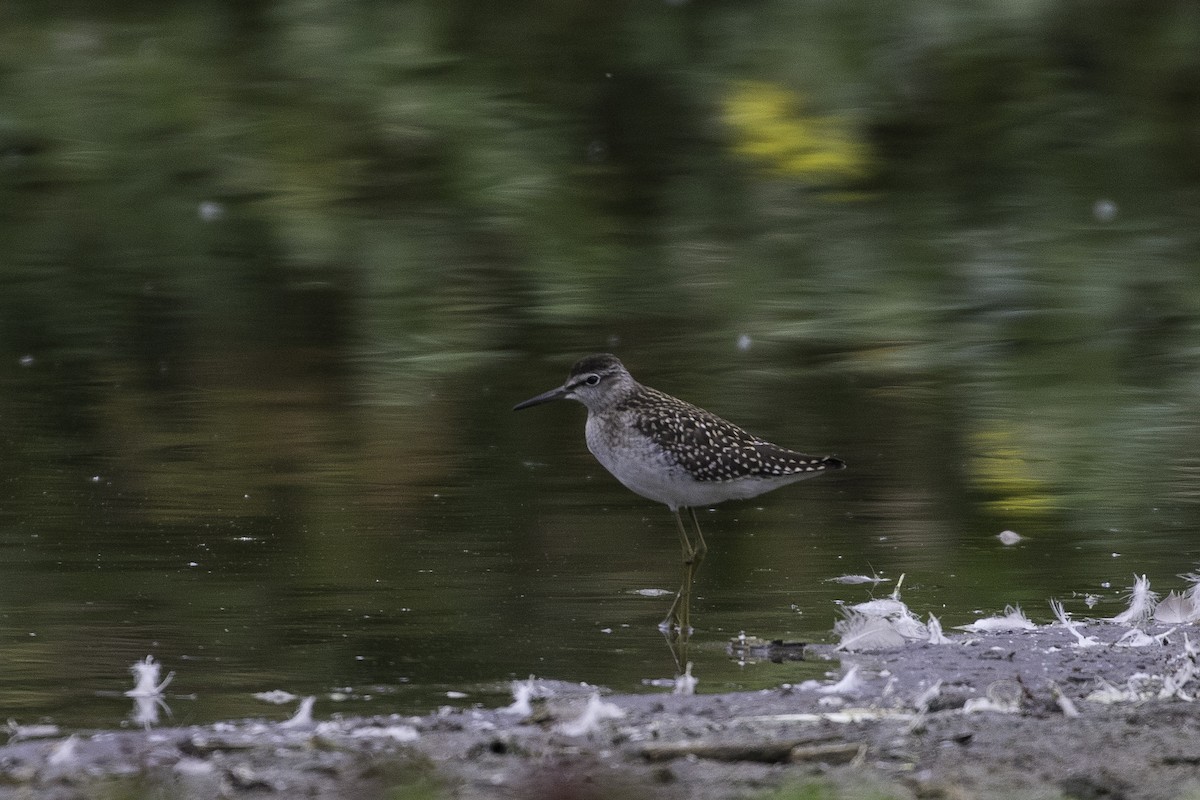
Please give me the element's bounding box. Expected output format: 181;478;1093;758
513;384;570;411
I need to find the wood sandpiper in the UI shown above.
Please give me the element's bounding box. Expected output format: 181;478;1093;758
514;353;845;632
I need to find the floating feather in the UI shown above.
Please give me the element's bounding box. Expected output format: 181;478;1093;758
828;574;891;585
997;530;1023;546
125;656;173;697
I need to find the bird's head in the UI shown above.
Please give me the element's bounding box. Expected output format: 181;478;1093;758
513;353;635;414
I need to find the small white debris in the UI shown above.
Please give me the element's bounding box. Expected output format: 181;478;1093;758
254;690;298;705
125;656;174;697
957;605;1036;633
1050;599;1100;648
198;200;225;222
1092;198;1118;222
962;697;1019;714
500;679;538;716
1085;677;1140;705
1085;636;1200;704
4;721;60;742
997;530;1022;546
555;693;625;737
174;757;216;777
913;681;942;714
1115;627;1175;648
1048;681;1079;717
279;696;316;728
926;614;950;645
47;735;79;767
963;682;1022;714
1163;635;1200;700
828;574;891;585
349;724;419;742
816;665;864;696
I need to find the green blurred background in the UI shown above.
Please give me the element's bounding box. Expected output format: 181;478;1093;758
2;0;1200;729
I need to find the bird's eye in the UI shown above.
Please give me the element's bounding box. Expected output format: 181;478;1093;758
585;374;601;386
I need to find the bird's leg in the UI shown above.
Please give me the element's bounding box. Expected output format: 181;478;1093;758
662;606;692;674
661;508;700;634
672;508;695;563
688;508;708;565
661;510;689;632
661;558;697;635
675;509;707;635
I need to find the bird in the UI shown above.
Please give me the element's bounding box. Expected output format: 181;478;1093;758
513;353;844;632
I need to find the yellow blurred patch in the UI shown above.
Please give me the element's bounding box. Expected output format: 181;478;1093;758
969;429;1056;515
723;81;870;184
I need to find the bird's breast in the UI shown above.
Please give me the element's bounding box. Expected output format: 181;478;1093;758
584;411;692;507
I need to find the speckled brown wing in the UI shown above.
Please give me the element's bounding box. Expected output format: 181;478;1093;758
624;388;844;483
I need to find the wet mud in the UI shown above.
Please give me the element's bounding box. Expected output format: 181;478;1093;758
3;624;1200;799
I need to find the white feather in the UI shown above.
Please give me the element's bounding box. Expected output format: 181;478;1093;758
1155;591;1200;624
926;614;950;645
1182;572;1200;605
816;665;865;695
1050;599;1100;648
125;656;173;698
1048;681;1079;717
963;697;1019;714
828;574;891;585
279;696;316;728
913;680;942;713
555;693;625;737
1116;627;1176;647
850;598;909;618
501;681;535;716
893;610;929;639
1107;574;1158;626
957;604;1036;633
834;613;908;652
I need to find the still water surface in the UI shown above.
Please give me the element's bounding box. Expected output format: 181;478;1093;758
3;333;1200;731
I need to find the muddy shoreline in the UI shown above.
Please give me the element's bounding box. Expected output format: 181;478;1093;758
4;624;1200;799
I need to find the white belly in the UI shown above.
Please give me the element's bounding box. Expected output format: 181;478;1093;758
584;412;815;510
